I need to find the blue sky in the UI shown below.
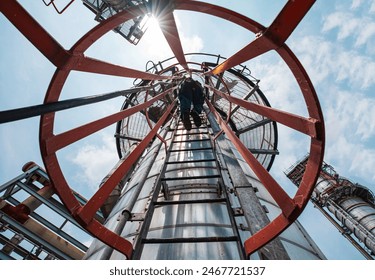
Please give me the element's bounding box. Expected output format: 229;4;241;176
1;0;374;260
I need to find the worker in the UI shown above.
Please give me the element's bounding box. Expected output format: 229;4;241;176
178;77;205;130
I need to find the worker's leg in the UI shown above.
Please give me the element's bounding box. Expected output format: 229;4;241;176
178;93;192;130
191;89;204;127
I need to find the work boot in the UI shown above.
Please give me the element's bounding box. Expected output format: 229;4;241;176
190;110;201;127
182;111;192;130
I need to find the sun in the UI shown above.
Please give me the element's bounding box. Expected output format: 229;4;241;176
140;15;172;59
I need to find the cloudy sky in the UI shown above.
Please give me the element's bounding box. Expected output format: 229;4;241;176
1;0;374;260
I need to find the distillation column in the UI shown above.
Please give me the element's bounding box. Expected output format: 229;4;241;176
0;0;326;260
286;155;375;259
84;56;326;260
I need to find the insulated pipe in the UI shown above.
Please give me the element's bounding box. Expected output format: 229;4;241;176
311;199;373;260
314;173;375;255
327;199;375;255
99;144;137;219
287;159;375;256
96;114;173;260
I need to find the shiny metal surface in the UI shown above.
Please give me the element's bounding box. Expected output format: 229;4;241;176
287;156;375;257
86;115;324;260
328;197;375;254
84;53;324;260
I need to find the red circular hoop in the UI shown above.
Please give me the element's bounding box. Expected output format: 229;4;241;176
39;1;324;259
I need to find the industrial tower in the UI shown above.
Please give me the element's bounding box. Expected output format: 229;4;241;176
0;0;327;259
286;155;375;260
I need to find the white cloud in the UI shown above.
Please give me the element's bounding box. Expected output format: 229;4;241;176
181;33;204;53
322;12;361;40
322;3;375;56
371;2;375;13
292;36;332;85
351;0;363;9
325;130;375;182
336;50;375;89
355;21;375;47
291;35;375;90
250;54;308;117
176;14;204;54
286;1;375;188
322;87;375;182
70;132;119;191
332;92;375;141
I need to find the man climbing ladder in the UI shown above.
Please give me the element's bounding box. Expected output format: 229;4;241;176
178;76;205;130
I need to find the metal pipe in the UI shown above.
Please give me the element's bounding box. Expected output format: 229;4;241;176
120;124;170;224
97;112;174;259
0;213;79;260
286;157;375;257
327;199;375;255
0;84;164;124
1;234;23;255
206;107;290;260
0;162;86;259
99;145;137;219
311;199;374;260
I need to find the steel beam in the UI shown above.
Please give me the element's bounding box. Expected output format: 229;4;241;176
0;0;69;67
0;88;143;124
0;0;171;81
157;6;189;71
236;119;273;135
0;213;74;260
43;87;176;154
249;149;279;155
77;101;176;225
211;86;320;139
206;109;290;260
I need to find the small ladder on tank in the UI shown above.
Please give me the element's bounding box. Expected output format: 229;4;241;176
132;111;245;259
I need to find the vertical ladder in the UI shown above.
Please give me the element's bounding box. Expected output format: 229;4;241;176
132;112;245;259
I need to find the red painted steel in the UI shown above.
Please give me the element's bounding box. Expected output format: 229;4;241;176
40;93;175;258
172;0;324;256
157;11;189;71
265;0;316;45
0;200;30;224
210;36;273;76
72;56;171;80
0;0;69;68
44;88;176;154
207;101;296;217
210;86;320;138
176;0;316;76
2;0;324;259
0;0;170;81
176;0;264;34
77;102;176;224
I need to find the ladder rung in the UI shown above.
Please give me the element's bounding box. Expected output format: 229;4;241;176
166;159;216;164
174;132;212;136
142;236;239;244
170;147;213;152
168;187;218;192
154;198;226;206
172;138;211;143
161;174;220;181
177;122;210;127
